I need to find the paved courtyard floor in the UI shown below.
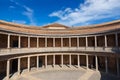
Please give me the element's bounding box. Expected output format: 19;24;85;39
4;65;120;80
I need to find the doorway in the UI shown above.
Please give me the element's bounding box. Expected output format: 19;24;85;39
11;59;18;73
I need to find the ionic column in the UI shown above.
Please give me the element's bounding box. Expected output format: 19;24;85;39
6;60;10;80
69;54;71;67
53;38;55;47
28;57;30;72
18;58;21;75
69;37;71;48
45;37;47;47
7;34;10;48
77;54;80;68
115;33;118;47
77;37;79;48
45;55;47;68
86;55;89;70
37;37;39;48
86;37;88;48
95;36;97;47
117;57;119;76
53;55;55;67
37;56;39;69
61;38;63;47
28;37;30;48
105;56;108;73
95;55;98;71
105;35;107;48
18;36;21;48
61;54;63;67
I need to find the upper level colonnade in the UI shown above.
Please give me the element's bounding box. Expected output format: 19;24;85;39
0;31;120;55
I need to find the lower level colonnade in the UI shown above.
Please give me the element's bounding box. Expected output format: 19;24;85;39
5;53;120;80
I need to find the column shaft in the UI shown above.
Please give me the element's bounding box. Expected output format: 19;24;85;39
7;34;10;48
37;56;39;69
95;36;97;47
18;36;21;48
86;55;89;70
6;60;10;80
95;55;98;71
86;37;88;48
53;55;55;67
69;54;71;67
45;55;47;68
45;37;47;47
77;37;79;48
53;38;55;47
28;57;30;72
105;56;108;73
69;37;71;47
28;37;30;48
115;33;118;47
105;35;107;47
77;54;80;67
61;38;63;47
18;58;21;75
37;37;39;48
61;54;63;67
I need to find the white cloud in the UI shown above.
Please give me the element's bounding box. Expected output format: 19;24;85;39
49;0;120;26
10;0;36;25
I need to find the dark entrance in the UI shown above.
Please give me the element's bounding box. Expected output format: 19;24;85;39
12;40;18;48
39;59;43;67
12;59;18;73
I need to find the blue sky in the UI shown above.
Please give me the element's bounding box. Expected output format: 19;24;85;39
0;0;120;27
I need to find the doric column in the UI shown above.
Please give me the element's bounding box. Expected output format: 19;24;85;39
18;58;21;75
28;57;30;72
69;54;71;67
18;36;21;48
105;56;108;73
95;55;98;71
69;37;71;48
6;60;10;80
77;37;79;48
37;37;39;48
37;56;39;69
7;34;10;48
86;36;88;48
115;33;118;47
61;38;63;47
53;38;55;47
86;55;89;70
95;36;97;47
28;37;30;48
105;35;107;48
45;37;47;47
45;55;47;68
117;57;119;76
53;55;55;67
61;54;63;67
77;54;80;68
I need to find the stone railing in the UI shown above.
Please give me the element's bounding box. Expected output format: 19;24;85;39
0;47;120;56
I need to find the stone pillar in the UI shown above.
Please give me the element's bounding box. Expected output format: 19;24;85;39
61;54;63;67
6;60;10;80
53;38;55;47
117;57;119;76
115;33;118;47
77;37;79;48
69;37;71;48
105;35;107;48
86;55;89;70
45;37;47;47
28;57;30;72
95;55;98;71
18;36;21;48
28;37;30;48
18;58;21;75
69;54;71;67
45;55;47;68
77;54;80;68
37;37;39;48
7;34;10;48
105;56;108;73
61;38;63;47
95;36;97;47
86;37;88;48
37;56;39;69
53;55;55;67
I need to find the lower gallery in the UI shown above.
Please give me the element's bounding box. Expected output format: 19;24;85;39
0;20;120;80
